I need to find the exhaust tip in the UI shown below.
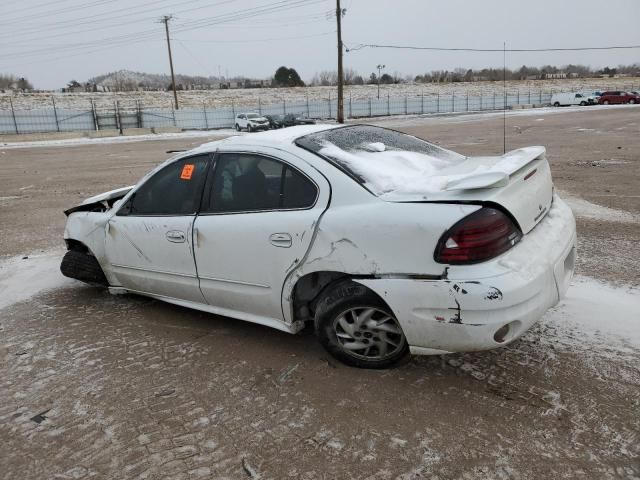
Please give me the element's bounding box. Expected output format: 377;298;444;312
493;324;510;343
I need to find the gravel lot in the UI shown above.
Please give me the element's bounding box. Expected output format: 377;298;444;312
1;107;639;479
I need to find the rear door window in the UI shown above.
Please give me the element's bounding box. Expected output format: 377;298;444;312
203;153;317;213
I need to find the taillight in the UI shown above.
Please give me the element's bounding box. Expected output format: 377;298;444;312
435;207;522;265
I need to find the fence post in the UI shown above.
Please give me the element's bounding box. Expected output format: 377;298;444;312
283;98;287;115
203;102;209;130
539;89;542;104
349;94;352;119
115;101;123;134
480;94;483;111
136;100;142;128
528;89;531;104
421;91;424;114
404;96;408;115
52;96;60;132
91;99;99;131
306;95;310;117
258;97;262;115
9;97;19;134
493;91;496;110
452;92;455;113
369;97;372;117
466;91;469;111
170;101;176;127
437;93;440;113
328;92;331;119
387;92;390;116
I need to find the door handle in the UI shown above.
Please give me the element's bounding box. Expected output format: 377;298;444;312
166;230;186;243
269;233;292;248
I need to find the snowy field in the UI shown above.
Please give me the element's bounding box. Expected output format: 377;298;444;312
2;77;639;110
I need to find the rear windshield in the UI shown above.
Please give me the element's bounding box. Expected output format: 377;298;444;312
247;113;259;119
295;125;465;196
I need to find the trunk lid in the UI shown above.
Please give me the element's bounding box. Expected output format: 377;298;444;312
382;147;553;234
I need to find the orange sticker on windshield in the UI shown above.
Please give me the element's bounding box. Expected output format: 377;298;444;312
180;164;195;180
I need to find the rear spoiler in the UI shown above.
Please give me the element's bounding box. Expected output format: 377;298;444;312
445;146;545;191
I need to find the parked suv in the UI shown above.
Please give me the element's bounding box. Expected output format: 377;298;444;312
597;91;639;105
235;113;270;132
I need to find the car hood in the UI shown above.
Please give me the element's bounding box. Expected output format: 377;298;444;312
65;185;134;216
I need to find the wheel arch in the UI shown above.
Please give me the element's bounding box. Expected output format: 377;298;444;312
289;271;393;329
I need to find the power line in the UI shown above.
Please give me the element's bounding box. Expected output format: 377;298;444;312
346;43;640;53
0;0;327;60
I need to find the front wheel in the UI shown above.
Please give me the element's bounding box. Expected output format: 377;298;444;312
630;99;636;104
247;124;253;132
315;280;409;369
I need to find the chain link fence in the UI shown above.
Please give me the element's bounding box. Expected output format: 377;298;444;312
0;85;636;135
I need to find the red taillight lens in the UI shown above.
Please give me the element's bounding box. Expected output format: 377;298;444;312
435;207;522;265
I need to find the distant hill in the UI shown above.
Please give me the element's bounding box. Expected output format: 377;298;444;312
86;69;231;90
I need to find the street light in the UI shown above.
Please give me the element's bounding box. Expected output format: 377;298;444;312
377;64;385;99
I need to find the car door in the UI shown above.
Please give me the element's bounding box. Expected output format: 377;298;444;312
105;154;210;303
193;148;330;325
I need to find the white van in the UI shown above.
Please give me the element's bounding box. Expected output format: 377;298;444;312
551;92;590;107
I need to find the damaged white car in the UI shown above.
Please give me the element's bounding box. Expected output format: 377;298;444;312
61;124;576;368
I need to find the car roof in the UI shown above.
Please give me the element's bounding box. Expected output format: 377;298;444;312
190;124;339;154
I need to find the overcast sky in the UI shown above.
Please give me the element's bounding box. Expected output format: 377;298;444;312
1;0;639;89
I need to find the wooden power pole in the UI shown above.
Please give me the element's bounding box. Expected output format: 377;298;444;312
162;15;179;110
336;0;344;123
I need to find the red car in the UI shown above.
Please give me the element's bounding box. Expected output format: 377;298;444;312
597;91;639;105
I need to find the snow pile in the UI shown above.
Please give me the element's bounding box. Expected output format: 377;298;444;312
319;142;456;195
560;191;640;223
542;275;640;348
0;250;73;311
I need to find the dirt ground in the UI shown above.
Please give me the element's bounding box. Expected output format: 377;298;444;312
0;107;639;479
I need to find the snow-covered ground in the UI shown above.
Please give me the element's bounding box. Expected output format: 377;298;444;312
2;78;638;110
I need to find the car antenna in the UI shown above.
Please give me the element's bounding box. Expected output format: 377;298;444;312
503;41;507;155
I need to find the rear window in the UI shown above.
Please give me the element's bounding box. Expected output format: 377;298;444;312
247;113;259;119
295;125;464;196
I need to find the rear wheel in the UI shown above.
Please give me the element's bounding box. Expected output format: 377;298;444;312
630;99;636;104
553;102;560;107
235;124;241;131
60;249;108;287
580;101;587;106
603;100;609;105
315;280;409;369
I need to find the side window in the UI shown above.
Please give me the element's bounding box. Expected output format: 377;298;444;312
119;155;209;216
204;153;317;213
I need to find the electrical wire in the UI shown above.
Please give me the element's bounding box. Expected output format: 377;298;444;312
346;43;640;53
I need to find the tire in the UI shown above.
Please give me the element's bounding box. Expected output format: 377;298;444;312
630;99;636;104
247;124;253;132
314;280;409;369
60;249;108;287
553;102;560;107
235;124;240;131
603;100;609;105
580;101;587;106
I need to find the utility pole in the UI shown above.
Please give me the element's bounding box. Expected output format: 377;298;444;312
336;0;344;123
377;64;385;99
161;15;179;109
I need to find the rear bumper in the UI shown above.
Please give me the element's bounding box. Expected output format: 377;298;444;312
355;194;577;354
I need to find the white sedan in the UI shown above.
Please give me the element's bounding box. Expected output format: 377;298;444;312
61;124;576;368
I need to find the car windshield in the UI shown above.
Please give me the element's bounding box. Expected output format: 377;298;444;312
247;113;259;119
296;125;465;196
